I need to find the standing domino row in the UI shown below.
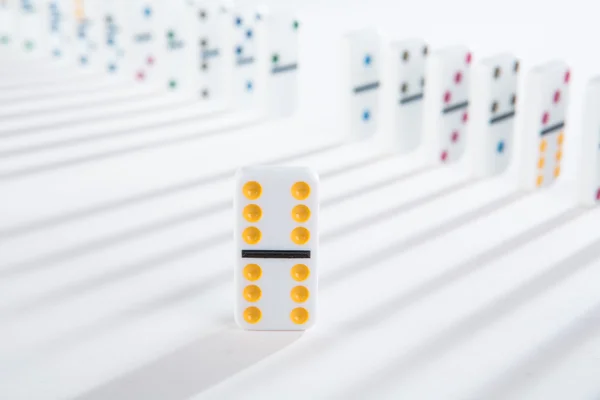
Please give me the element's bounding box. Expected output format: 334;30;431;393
340;29;580;194
2;0;301;117
129;1;300;114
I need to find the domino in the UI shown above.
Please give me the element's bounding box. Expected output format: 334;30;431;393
122;0;160;83
381;38;428;152
264;12;300;117
0;0;15;46
469;53;520;177
47;0;75;61
185;0;233;102
72;0;102;67
341;28;383;140
422;45;472;164
519;60;571;190
235;166;319;331
161;0;195;93
103;0;126;75
231;7;268;109
579;77;600;206
16;0;44;55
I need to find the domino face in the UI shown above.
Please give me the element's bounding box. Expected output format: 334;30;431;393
265;13;300;117
470;53;520;177
0;0;14;46
579;77;600;206
73;0;102;67
104;0;126;75
520;60;570;190
48;0;76;61
423;46;472;164
17;0;44;54
383;38;428;152
231;8;267;109
190;0;233;102
342;29;382;140
162;0;195;93
125;0;159;83
235;166;319;331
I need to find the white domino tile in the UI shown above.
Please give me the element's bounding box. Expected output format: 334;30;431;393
341;28;383;141
519;60;571;190
234;167;318;331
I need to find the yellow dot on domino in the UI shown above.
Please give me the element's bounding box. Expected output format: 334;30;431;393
243;306;262;324
291;227;310;245
291;181;310;200
538;158;545;169
540;140;547;152
556;150;563;161
291;205;311;223
291;286;309;303
536;175;544;187
243;181;262;200
243;264;262;281
243;227;261;244
243;285;262;302
290;307;309;324
558;132;565;145
243;204;262;222
554;166;561;177
291;264;310;282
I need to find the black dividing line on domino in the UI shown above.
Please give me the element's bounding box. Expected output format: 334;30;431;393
353;81;380;94
236;56;255;66
489;110;516;125
202;49;220;59
271;63;298;74
134;33;153;42
242;250;311;259
442;100;469;114
540;121;565;136
399;93;424;105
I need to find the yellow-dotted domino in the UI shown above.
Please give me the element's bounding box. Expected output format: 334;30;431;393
234;166;319;331
519;60;571;190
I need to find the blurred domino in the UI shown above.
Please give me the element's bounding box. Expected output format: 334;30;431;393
47;0;74;62
519;60;571;190
231;7;268;109
122;0;160;83
382;38;429;152
579;77;600;206
17;0;45;55
422;45;472;164
72;0;102;68
187;0;233;103
235;166;319;331
161;0;195;94
0;0;15;46
103;0;126;75
341;28;383;140
469;53;520;177
264;12;300;117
